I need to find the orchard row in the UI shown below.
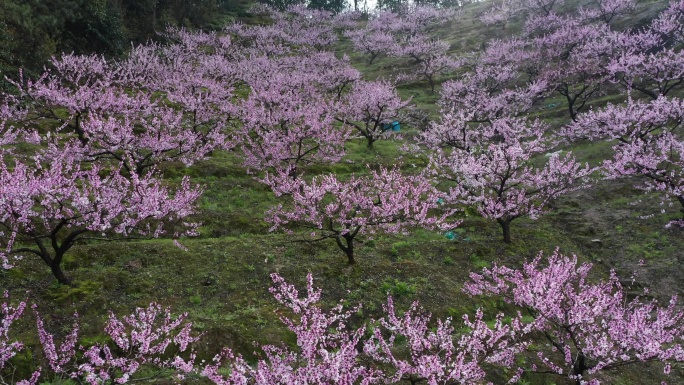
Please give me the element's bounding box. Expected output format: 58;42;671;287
2;250;684;385
2;1;682;282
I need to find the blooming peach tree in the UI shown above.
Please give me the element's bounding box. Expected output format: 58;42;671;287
464;249;684;384
266;167;454;264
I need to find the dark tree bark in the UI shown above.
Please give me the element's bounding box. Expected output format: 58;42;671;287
498;217;513;243
335;233;355;264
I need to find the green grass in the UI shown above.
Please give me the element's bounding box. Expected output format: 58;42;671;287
3;2;683;384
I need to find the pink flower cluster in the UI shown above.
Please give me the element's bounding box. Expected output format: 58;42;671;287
4;253;684;384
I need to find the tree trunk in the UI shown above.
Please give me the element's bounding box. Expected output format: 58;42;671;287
335;234;355;264
498;218;512;243
73;114;89;145
571;353;587;385
345;236;355;264
33;240;72;285
32;229;83;286
50;262;71;285
567;103;578;122
558;84;580;122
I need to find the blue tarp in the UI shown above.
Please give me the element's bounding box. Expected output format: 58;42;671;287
381;121;400;132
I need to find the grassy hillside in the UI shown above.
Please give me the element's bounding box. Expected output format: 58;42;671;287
3;0;684;384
